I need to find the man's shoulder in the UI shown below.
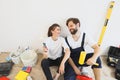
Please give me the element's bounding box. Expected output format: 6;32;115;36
58;36;64;39
65;35;73;42
66;34;72;38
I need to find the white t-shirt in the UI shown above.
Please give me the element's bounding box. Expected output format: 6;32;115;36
66;32;96;49
43;37;69;60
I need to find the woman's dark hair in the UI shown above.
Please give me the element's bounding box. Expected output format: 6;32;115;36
66;18;80;27
47;23;60;37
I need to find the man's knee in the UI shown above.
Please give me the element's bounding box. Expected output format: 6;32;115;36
64;75;76;80
64;66;76;80
92;57;102;69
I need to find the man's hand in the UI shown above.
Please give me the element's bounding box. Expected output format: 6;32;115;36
86;57;97;65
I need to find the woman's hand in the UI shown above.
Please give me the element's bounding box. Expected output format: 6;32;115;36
43;53;48;59
42;47;48;59
59;63;65;75
43;47;48;52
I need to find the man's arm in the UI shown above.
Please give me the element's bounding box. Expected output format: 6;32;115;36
86;44;101;65
92;44;101;60
68;57;81;75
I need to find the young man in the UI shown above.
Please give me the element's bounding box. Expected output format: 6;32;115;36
64;18;102;80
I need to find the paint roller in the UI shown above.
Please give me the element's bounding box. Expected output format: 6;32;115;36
78;51;99;66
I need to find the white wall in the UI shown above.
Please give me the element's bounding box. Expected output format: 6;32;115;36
0;0;119;54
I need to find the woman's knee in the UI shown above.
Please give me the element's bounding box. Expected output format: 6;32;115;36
41;59;49;67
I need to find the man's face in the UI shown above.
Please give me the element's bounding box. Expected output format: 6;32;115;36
67;21;78;35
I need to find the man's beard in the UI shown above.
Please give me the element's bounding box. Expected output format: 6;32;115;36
70;28;78;35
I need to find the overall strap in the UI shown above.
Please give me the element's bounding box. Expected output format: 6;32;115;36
81;33;85;50
65;37;72;49
65;33;86;50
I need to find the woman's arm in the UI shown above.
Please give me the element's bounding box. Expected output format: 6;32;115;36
61;48;70;64
42;45;48;59
59;48;70;74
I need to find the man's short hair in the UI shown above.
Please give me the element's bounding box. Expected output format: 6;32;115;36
66;18;80;27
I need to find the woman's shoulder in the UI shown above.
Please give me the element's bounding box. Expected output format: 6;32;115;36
44;37;51;42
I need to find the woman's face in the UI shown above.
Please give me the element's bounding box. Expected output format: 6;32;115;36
51;26;61;37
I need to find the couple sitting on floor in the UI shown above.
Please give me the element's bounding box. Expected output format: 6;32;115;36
41;18;102;80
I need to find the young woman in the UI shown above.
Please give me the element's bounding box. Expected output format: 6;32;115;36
41;23;70;80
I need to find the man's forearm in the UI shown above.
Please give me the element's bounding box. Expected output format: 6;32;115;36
92;44;101;59
68;57;77;70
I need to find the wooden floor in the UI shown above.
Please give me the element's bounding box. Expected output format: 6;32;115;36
0;52;117;80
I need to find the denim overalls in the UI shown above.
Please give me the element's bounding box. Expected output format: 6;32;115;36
64;33;102;80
